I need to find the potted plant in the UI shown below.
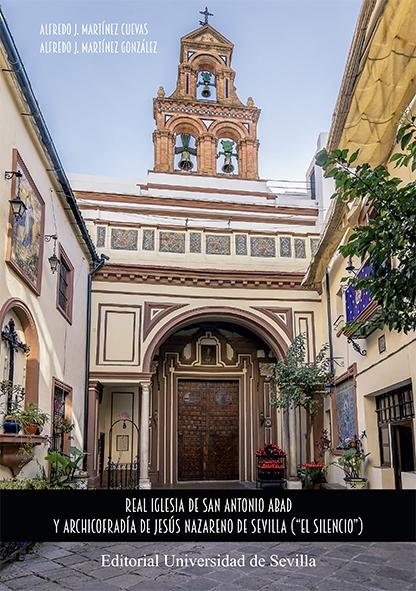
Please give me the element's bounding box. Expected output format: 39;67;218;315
298;461;327;489
46;447;88;488
0;381;25;434
52;415;74;435
18;403;49;435
334;434;370;489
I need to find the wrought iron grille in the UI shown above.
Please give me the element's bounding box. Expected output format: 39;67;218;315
107;459;140;489
376;385;414;424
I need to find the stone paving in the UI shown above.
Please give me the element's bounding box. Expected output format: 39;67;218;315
0;541;415;590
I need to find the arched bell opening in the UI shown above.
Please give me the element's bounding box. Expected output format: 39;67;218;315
216;137;239;175
174;133;197;172
196;70;217;101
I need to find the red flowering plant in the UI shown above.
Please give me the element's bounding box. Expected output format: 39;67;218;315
298;461;327;487
256;444;286;480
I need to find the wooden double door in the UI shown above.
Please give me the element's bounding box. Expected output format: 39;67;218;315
178;379;239;481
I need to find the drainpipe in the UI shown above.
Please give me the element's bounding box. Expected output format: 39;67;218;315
325;269;335;375
83;254;109;466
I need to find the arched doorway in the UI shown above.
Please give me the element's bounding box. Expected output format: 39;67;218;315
148;320;286;486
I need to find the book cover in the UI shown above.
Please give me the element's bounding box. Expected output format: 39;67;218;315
0;1;415;590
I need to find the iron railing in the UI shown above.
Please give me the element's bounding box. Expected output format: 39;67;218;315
107;460;140;489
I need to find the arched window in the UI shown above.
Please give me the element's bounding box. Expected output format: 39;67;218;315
0;299;40;408
197;70;216;101
174;134;197;172
0;313;28;413
217;138;239;175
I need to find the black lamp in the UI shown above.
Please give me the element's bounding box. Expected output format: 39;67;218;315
345;255;356;275
5;170;26;219
45;234;59;273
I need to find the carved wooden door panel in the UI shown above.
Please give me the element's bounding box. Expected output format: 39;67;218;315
178;380;239;481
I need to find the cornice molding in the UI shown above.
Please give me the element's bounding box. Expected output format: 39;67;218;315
94;263;309;290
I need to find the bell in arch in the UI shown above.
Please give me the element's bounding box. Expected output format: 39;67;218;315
175;134;197;171
197;71;215;99
217;140;238;174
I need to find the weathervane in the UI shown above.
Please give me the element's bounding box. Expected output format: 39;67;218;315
199;6;213;25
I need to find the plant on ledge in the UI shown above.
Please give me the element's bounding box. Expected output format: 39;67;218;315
0;380;25;434
333;433;370;489
315;111;416;334
271;334;333;462
17;403;49;435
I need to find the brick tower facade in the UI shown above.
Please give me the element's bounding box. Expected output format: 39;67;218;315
152;22;260;179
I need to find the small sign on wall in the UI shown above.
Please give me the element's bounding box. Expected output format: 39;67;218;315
116;435;129;452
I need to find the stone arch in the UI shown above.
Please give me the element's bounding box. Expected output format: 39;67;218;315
0;298;40;406
210;121;247;142
142;306;289;373
167;116;206;137
168;117;204;173
189;52;224;72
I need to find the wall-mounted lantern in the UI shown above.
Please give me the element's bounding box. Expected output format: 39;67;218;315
4;170;26;219
45;234;59;273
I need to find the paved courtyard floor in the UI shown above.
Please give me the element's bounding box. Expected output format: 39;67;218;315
0;541;415;591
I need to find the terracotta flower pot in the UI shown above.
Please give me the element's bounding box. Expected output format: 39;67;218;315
23;423;41;436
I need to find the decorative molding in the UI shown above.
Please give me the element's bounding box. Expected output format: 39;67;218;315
154;97;260;122
251;306;293;340
95;263;307;290
96;303;141;366
143;302;188;340
80;203;317;227
77;190;319;217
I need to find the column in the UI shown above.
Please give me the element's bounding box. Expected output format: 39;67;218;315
287;406;302;488
86;381;103;483
139;381;151;489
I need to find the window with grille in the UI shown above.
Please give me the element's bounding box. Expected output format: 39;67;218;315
51;381;72;453
56;245;73;322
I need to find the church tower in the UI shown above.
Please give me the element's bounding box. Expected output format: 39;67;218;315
152;10;260;179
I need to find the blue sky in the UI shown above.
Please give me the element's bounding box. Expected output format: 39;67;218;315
2;0;362;181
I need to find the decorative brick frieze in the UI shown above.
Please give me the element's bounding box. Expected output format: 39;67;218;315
143;229;155;251
250;236;275;258
235;234;248;255
190;232;202;253
279;237;292;258
159;231;186;253
294;238;306;258
206;234;231;255
110;229;138;250
96;226;106;247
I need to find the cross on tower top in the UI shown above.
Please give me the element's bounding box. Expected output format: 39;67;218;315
199;6;213;25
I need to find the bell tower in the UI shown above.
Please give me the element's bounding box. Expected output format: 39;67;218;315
152;10;260;179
